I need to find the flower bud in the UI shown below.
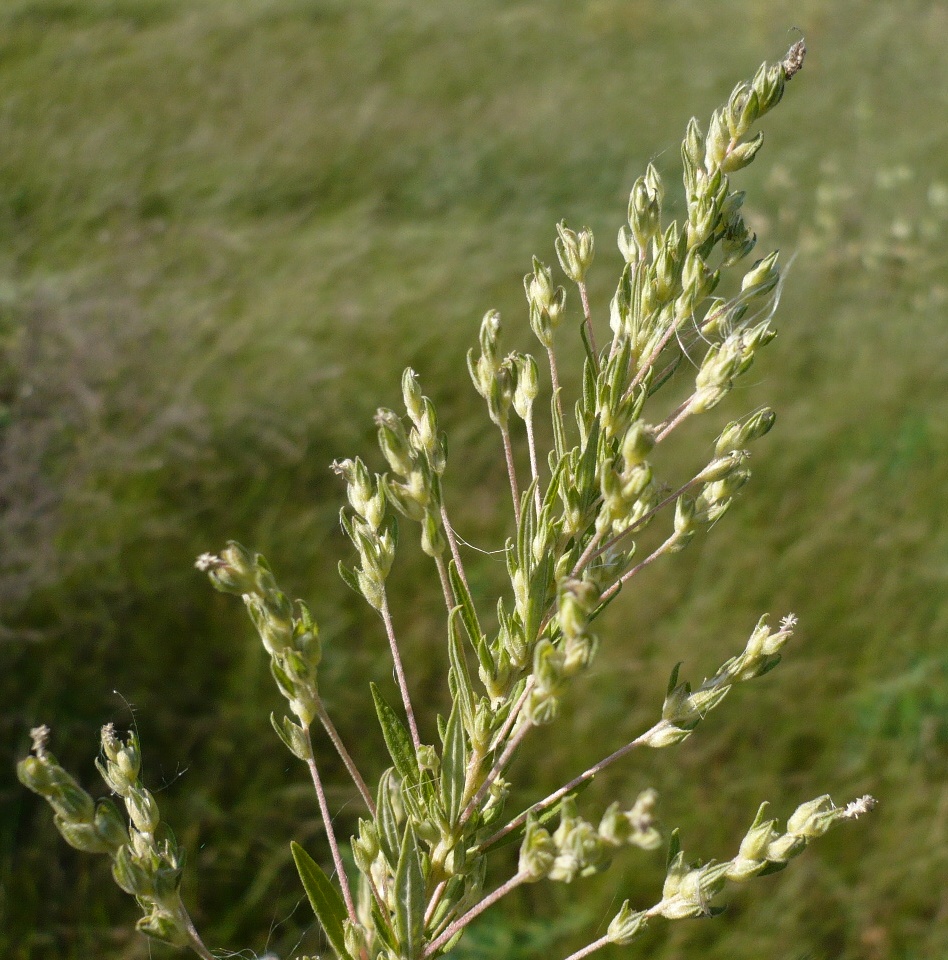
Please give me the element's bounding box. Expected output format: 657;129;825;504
608;901;648;945
621;422;655;467
519;819;556;881
555;221;595;283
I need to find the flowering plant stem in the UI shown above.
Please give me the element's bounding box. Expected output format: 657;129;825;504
19;39;876;960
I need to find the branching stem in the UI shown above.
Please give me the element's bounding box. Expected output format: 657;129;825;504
501;426;521;527
423;872;527;957
302;727;358;926
478;720;670;852
441;503;473;601
578;281;599;364
379;593;422;751
314;701;376;815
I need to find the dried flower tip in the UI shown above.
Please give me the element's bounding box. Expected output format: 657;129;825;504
783;39;806;80
843;795;878;819
30;725;51;758
779;613;798;631
194;553;222;572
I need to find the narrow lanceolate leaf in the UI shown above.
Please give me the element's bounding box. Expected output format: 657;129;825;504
448;560;484;650
393;825;426;958
376;768;401;867
447;609;476;736
371;683;420;788
290;841;352;960
440;701;468;829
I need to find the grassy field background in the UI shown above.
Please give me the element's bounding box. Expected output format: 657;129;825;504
1;1;945;958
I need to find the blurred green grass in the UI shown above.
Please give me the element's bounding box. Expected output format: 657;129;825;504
0;1;945;958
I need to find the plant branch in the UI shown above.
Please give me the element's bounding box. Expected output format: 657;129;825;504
302;727;359;926
501;426;522;527
314;701;376;816
460;717;532;827
380;593;422;751
441;502;473;602
180;903;216;960
525;410;542;516
434;553;455;613
562;933;612;960
599;532;679;605
478;720;670;852
578;281;599;364
423;872;527;957
546;345;565;429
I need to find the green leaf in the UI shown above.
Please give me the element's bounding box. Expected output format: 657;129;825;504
337;561;362;596
448;560;484;651
371;683;420;788
376;768;401;867
290;841;352;960
447;611;476;737
393;826;426;957
440;701;468;829
666;828;682;870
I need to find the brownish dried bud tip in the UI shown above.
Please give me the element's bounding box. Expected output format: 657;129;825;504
783;39;806;80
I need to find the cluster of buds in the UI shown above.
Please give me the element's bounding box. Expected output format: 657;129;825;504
692;448;752;525
332;457;397;613
597;421;658;537
620;163;664;263
197;542;321;736
18;725;193;947
524;576;601;724
642;615;797;748
375;368;448;557
554;220;595;284
654;793;876;921
606;788;874;947
519;792;661;884
524;257;566;348
689;317;776;415
467;310;516;429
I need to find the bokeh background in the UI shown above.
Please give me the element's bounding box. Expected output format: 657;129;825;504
1;1;945;958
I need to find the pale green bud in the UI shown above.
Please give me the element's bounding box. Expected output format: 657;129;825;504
56;814;121;854
375;409;414;479
642;722;692;748
512;353;539;420
112;845;155;898
694;450;746;484
416;744;439;776
563;630;599;674
555;221;595;283
420;510;446;557
683;117;703;169
725;82;759;139
741;251;780;296
621;422;655;466
705;108;731;171
608;901;649;945
766;833;806;863
722;131;764;173
401;367;425;426
715;409;776;455
627;169;662;253
137;910;189;947
344;921;369;960
617;224;638;264
126;787;160;834
519;819;556;881
786;795;839;839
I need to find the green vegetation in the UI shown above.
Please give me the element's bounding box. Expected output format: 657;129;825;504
1;2;945;959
